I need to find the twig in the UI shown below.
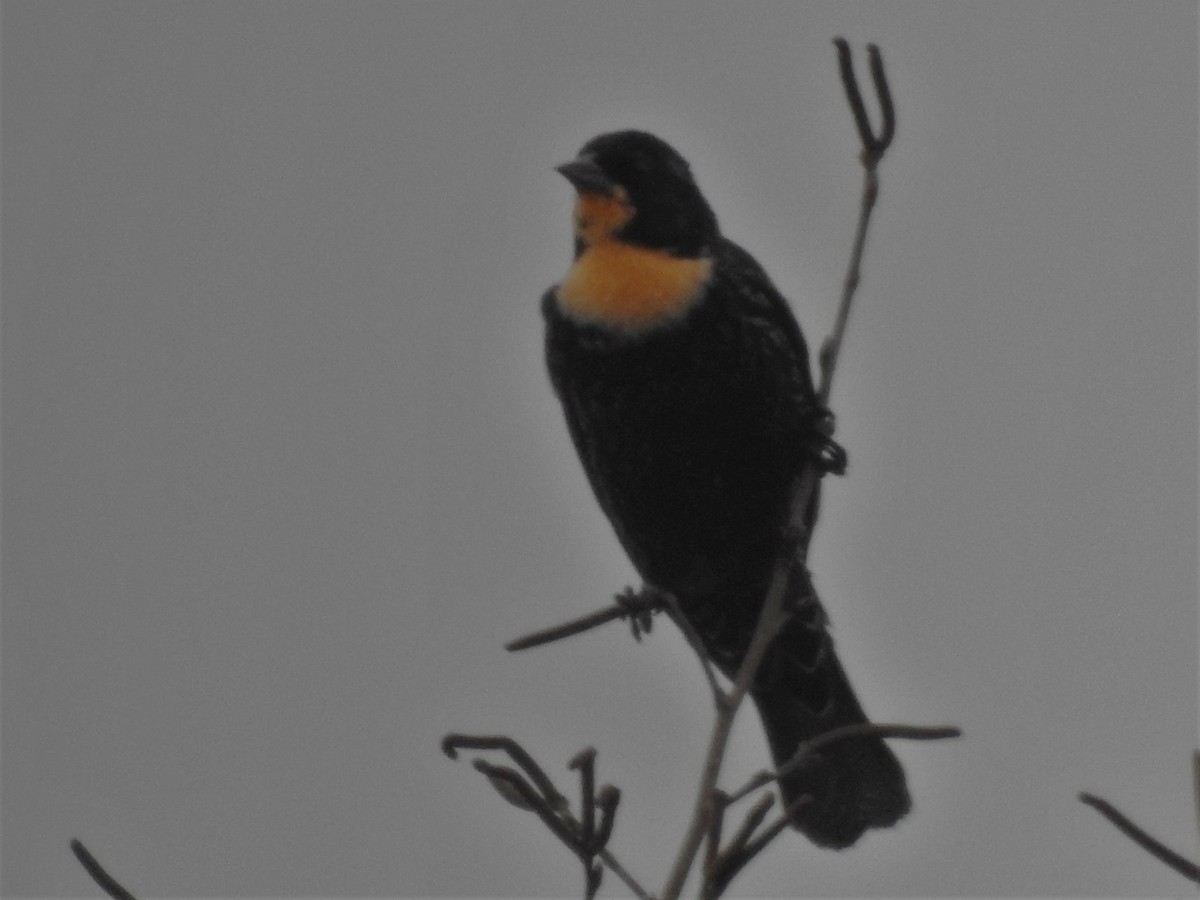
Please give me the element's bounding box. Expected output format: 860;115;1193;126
1079;792;1200;885
833;38;876;165
660;589;728;706
570;747;598;851
659;39;898;900
703;790;725;881
692;723;960;899
595;837;646;900
867;45;896;155
659;537;794;900
705;728;960;897
444;734;652;900
735;798;806;871
721;792;775;862
726;722;962;806
700;794;776;900
819;39;895;404
832;39;895;171
505;585;664;652
592;785;621;861
70;839;138;900
703;798;803;900
473;759;580;846
442;733;567;810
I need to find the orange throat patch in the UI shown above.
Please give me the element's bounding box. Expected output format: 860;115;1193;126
556;244;712;331
555;194;712;332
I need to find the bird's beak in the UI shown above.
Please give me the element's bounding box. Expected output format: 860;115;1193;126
555;157;617;196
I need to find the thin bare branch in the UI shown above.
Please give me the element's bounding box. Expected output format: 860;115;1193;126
833;39;894;170
748;793;813;862
659;542;793;900
596;847;653;900
445;735;651;900
570;750;616;900
723;792;775;860
659;39;903;900
474;759;580;846
703;790;725;882
704;806;798;900
505;585;664;652
819;155;876;405
569;747;598;849
505;605;628;652
660;590;728;706
818;40;896;404
702;725;958;883
1080;792;1200;885
833;38;875;157
776;722;961;783
70;840;138;900
704;795;816;900
442;733;567;810
592;784;621;855
726;722;961;806
474;759;538;811
867;44;896;154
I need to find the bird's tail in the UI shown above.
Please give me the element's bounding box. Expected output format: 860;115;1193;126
748;586;910;849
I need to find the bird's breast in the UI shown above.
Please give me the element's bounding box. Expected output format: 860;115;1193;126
555;243;712;333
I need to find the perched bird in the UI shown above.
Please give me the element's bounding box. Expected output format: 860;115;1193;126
542;130;908;849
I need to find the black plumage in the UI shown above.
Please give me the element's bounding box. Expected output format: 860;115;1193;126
542;130;908;849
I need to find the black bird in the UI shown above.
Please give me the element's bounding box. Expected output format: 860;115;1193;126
542;129;908;849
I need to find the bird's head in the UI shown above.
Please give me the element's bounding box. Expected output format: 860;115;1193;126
556;130;719;259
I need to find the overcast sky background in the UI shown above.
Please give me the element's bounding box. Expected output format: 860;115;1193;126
3;2;1197;897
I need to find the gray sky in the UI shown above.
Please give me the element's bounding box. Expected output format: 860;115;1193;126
3;2;1197;897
